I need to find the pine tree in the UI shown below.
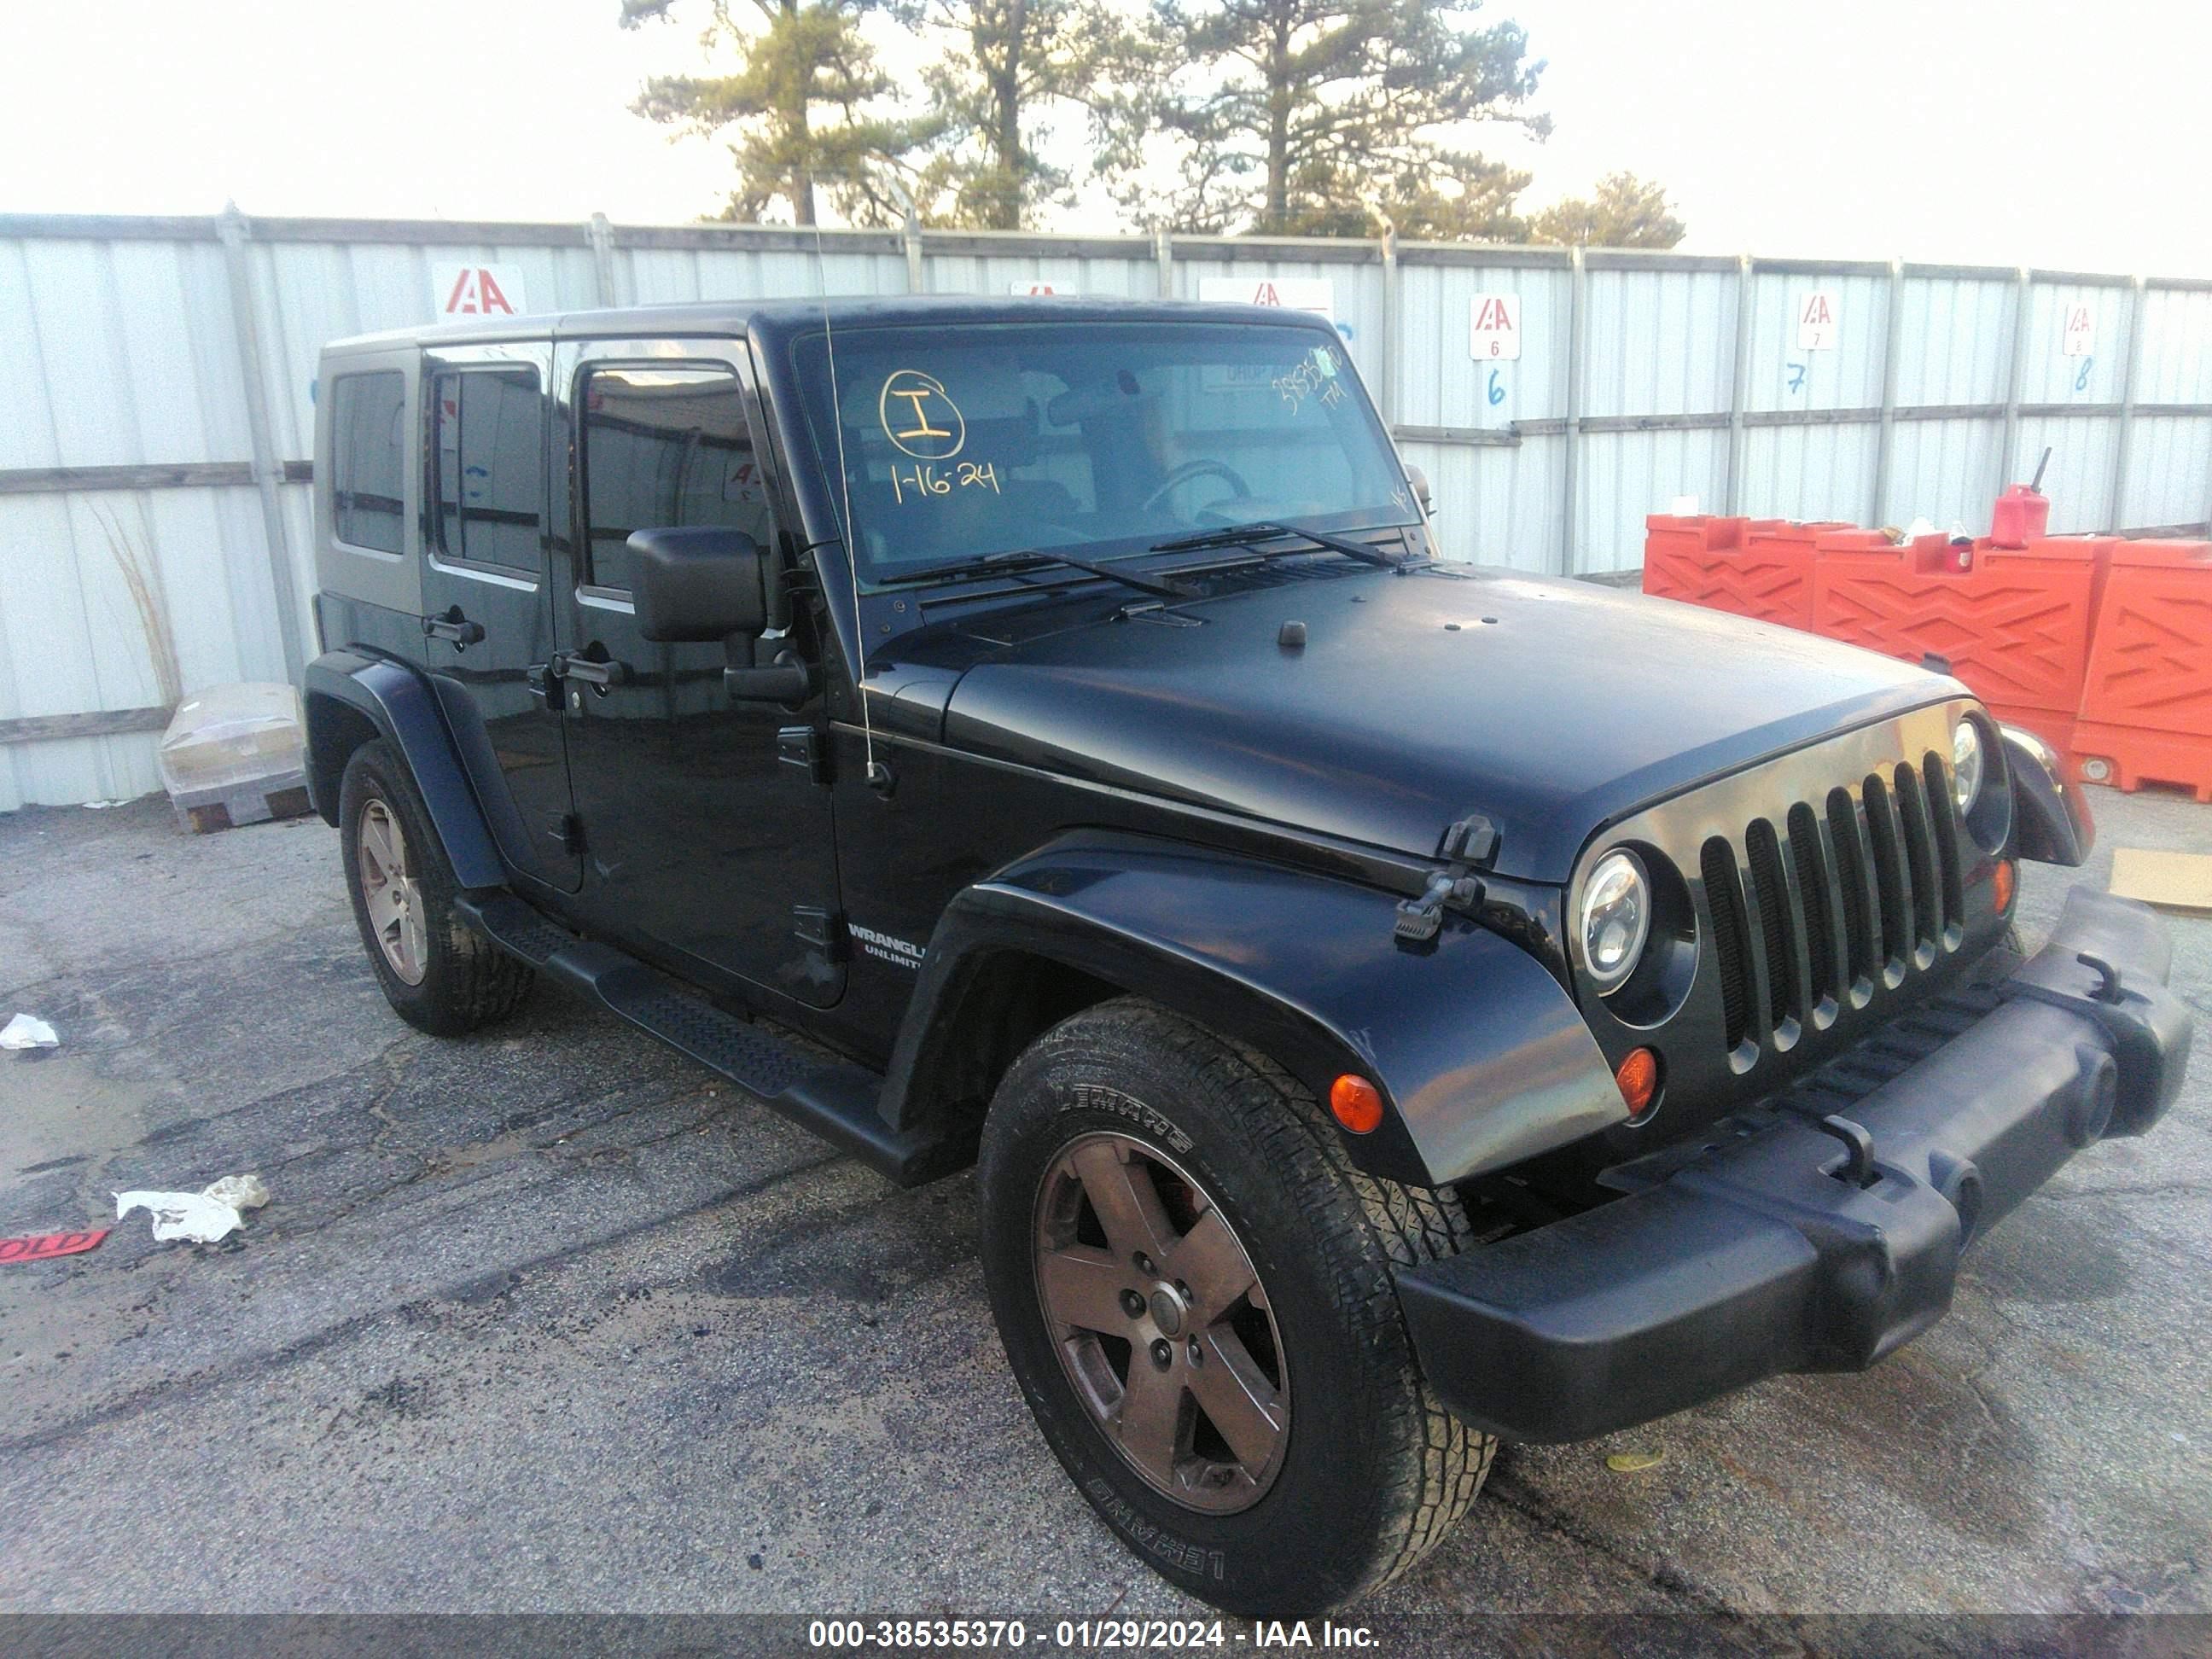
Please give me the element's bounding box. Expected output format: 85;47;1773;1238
1529;171;1686;248
1375;151;1532;242
1126;0;1547;235
912;0;1150;229
622;0;937;227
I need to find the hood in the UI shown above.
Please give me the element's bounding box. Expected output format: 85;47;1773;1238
928;566;1953;882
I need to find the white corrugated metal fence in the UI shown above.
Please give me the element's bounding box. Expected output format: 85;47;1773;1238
6;210;2211;808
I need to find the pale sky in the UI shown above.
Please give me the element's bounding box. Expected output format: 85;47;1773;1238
3;0;2206;275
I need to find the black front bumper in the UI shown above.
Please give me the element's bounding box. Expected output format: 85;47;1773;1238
1397;888;2193;1444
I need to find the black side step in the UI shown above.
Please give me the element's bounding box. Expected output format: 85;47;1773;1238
457;893;956;1186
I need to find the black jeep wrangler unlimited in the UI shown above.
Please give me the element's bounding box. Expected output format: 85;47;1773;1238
305;297;2191;1615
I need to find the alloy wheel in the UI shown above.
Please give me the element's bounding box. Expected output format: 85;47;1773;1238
356;798;428;986
1033;1132;1289;1514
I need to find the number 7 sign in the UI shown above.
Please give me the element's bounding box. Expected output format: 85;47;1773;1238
1796;290;1839;352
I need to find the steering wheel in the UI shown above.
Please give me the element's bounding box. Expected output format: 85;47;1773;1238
1140;458;1252;516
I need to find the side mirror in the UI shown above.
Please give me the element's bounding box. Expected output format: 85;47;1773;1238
629;527;770;643
1404;464;1434;519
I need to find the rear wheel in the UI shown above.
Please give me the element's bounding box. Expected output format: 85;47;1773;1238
339;740;533;1036
978;998;1492;1616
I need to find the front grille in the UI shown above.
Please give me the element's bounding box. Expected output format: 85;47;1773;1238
1702;750;1962;1062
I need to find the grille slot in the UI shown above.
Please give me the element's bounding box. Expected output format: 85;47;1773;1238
1701;836;1751;1052
1744;818;1798;1031
1787;801;1839;1010
1825;786;1879;986
1923;752;1965;935
1861;772;1913;972
1894;761;1942;955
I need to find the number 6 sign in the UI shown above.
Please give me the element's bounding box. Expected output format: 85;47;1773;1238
1470;294;1522;360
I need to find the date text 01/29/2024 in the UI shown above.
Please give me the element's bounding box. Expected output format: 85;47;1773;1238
806;1620;1378;1648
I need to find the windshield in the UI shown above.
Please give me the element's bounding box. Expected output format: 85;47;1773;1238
791;321;1417;587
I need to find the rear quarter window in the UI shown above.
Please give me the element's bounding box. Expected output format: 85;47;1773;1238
331;371;407;553
430;368;544;573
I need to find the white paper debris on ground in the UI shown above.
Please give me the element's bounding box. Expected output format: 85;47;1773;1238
2;1014;60;1050
201;1173;271;1213
114;1173;272;1244
82;799;132;810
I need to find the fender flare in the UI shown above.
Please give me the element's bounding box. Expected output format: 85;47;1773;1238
881;831;1626;1187
302;650;505;891
2001;723;2094;867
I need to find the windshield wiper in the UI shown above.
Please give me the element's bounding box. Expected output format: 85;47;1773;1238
880;548;1192;599
1150;519;1411;569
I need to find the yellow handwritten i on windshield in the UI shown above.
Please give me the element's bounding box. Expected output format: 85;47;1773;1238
878;370;967;460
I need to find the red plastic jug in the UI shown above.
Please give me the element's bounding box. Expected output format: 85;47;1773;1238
1990;485;2050;549
1991;446;2054;549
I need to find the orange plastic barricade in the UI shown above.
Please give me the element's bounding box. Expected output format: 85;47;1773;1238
1643;515;1745;602
1642;516;1844;629
2074;539;2212;801
1811;534;2115;760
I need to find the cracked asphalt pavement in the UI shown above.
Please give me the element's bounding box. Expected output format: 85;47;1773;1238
0;788;2206;1622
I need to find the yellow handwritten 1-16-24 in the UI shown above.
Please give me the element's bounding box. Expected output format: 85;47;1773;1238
878;369;967;460
890;460;1003;505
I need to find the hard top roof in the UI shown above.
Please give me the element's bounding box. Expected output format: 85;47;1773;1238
321;293;1341;356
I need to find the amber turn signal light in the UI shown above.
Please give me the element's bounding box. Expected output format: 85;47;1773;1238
1993;858;2017;914
1615;1047;1660;1121
1330;1074;1384;1134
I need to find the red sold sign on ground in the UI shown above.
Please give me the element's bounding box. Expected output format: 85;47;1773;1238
0;1229;108;1264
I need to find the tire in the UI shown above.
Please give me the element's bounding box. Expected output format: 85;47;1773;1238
338;738;533;1037
977;998;1493;1616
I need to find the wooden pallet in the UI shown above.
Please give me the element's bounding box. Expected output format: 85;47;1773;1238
170;769;313;834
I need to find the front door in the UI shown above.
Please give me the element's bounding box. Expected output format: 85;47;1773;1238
416;341;580;892
550;335;845;1010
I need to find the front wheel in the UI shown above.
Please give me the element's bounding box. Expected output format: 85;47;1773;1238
977;998;1493;1616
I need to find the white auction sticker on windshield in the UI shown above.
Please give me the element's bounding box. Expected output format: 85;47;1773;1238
1196;282;1342;395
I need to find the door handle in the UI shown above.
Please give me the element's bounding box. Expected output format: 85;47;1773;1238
549;651;627;689
422;605;486;647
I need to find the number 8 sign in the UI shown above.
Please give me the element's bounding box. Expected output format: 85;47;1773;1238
1470;294;1521;360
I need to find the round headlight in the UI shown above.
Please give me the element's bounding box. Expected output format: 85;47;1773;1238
1579;848;1651;992
1953;719;1985;812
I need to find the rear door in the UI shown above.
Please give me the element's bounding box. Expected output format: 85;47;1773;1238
550;334;845;1008
417;341;580;892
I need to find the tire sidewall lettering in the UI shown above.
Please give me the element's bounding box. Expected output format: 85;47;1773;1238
1057;1080;1195;1155
1082;1476;1228;1580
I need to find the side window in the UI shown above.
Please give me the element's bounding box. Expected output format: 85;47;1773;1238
578;361;770;592
429;367;544;573
331;371;406;553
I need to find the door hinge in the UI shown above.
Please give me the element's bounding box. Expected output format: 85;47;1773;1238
792;905;847;960
777;725;830;784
